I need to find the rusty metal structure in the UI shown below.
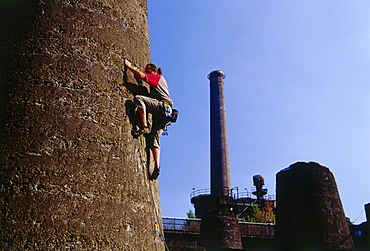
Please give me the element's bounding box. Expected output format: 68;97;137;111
252;174;267;202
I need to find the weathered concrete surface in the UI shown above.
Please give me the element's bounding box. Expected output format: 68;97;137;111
0;0;164;250
276;162;353;250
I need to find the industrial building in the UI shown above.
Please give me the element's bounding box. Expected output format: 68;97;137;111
161;71;368;251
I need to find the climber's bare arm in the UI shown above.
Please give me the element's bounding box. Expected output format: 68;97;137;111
124;59;145;79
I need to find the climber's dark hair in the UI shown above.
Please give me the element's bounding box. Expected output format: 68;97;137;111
146;63;162;75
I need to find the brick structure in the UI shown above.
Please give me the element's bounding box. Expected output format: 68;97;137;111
209;70;231;197
0;1;164;250
199;211;243;250
198;71;242;250
276;162;353;250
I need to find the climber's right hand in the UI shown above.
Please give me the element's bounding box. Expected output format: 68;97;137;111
124;59;132;68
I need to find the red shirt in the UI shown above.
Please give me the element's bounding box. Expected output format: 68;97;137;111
144;73;172;105
144;73;161;88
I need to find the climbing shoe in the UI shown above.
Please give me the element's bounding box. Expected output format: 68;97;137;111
132;127;149;138
150;167;160;180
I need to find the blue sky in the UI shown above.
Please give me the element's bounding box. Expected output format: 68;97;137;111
146;1;370;224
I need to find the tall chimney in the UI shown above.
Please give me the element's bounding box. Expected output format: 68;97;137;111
208;70;231;197
199;71;242;250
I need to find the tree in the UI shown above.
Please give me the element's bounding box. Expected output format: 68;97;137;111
245;201;275;224
186;209;196;219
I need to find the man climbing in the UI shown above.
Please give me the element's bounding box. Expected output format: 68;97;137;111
124;59;173;180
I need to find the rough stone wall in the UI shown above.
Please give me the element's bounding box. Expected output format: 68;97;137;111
276;162;353;250
0;0;164;250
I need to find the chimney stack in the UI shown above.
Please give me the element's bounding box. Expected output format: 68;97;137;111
199;71;242;250
208;70;231;197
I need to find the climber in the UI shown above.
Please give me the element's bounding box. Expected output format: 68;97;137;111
124;59;173;180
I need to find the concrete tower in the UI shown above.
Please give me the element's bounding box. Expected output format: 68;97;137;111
208;70;231;197
0;1;164;250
